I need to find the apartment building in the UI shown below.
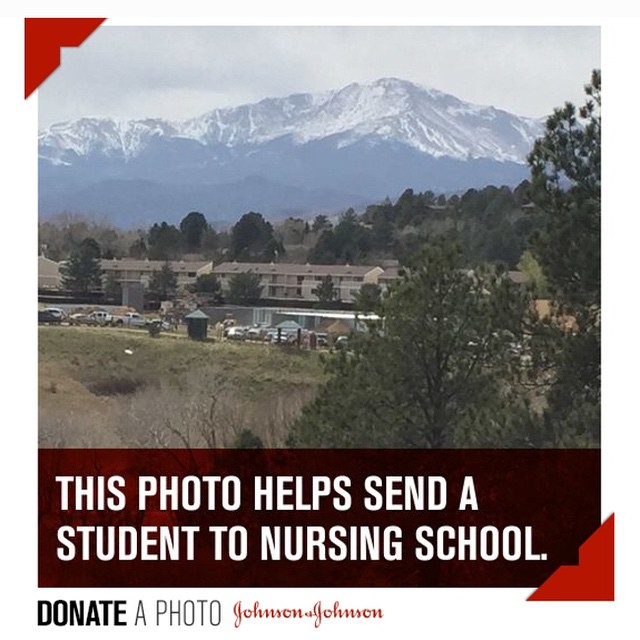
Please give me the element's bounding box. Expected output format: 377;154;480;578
38;255;62;290
100;258;213;289
212;261;387;303
38;254;527;302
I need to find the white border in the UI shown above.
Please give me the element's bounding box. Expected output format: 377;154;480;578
2;4;637;637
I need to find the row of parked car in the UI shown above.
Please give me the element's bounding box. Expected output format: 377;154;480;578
223;324;323;344
222;324;349;349
38;307;171;330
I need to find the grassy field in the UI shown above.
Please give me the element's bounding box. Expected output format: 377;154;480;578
39;326;326;448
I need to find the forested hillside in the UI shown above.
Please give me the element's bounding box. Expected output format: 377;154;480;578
39;180;540;272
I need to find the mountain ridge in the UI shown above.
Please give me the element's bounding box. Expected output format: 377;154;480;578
40;77;543;163
39;78;544;226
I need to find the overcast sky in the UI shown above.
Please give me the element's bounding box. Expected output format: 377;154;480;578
38;25;600;129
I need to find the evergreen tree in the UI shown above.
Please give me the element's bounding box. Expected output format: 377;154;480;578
528;70;600;313
312;275;337;304
231;212;283;261
289;240;530;448
307;230;338;264
353;283;382;312
60;238;103;294
226;271;263;304
148;222;182;260
311;214;332;233
370;211;395;252
148;261;178;300
192;273;222;296
527;69;601;445
103;271;122;302
179;211;209;251
309;209;371;264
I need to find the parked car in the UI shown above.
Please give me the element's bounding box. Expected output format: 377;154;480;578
68;312;90;326
225;325;248;340
245;327;263;341
87;310;114;326
264;329;298;344
38;309;62;324
113;312;146;327
43;307;67;321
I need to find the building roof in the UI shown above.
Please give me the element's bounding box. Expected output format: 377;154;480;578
101;259;211;272
184;308;210;320
275;320;303;331
213;261;382;277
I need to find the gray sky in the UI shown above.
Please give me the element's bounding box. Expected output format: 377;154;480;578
38;25;600;128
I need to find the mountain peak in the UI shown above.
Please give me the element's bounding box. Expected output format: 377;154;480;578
40;77;542;163
372;76;419;89
39;77;542;223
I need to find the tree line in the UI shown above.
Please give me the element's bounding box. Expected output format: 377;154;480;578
46;181;545;304
41;181;545;278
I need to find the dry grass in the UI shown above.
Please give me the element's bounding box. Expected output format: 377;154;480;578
39;326;325;448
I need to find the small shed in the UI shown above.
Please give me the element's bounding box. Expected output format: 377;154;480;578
275;320;303;332
184;308;210;341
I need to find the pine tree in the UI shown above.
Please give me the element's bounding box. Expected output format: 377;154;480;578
179;211;209;251
312;275;337;304
103;271;121;302
289;240;530;448
528;69;600;313
353;283;381;312
226;271;263;304
60;238;103;294
527;70;601;446
148;261;178;300
231;212;283;261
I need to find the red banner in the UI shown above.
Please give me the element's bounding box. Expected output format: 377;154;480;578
39;448;599;588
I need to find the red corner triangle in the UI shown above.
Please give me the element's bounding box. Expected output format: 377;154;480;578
25;18;106;98
528;514;614;601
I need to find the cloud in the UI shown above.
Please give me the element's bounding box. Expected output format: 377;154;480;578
39;25;600;127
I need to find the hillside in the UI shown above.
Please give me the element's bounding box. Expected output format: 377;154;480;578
39;326;325;448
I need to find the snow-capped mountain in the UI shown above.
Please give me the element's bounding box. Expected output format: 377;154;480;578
39;78;544;226
40;118;181;164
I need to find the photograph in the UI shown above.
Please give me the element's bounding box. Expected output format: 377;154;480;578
37;25;601;452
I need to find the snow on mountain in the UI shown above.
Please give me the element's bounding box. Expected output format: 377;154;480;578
39;78;543;164
38;78;545;224
39;117;181;163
